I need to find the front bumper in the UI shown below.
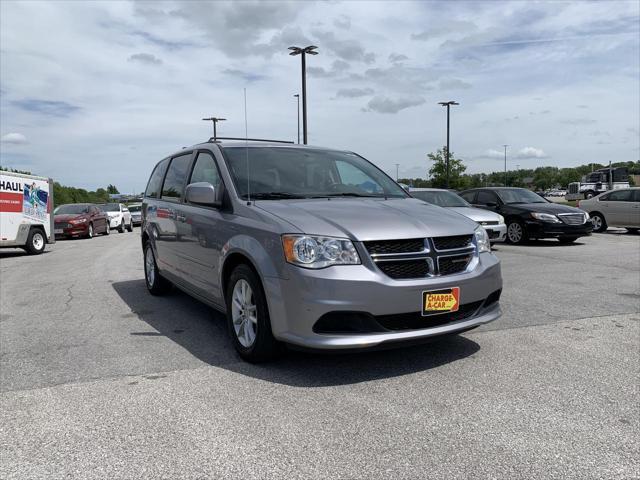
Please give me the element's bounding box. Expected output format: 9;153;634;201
525;220;593;239
108;216;122;228
264;251;502;350
55;224;89;237
484;224;507;243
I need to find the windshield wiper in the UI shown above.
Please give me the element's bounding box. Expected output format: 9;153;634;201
317;192;386;198
243;192;306;200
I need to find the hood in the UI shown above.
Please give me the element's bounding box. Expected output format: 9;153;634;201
255;198;479;241
105;211;121;217
447;206;502;223
507;202;584;214
54;213;86;221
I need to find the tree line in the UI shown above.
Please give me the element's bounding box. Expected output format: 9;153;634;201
399;149;639;191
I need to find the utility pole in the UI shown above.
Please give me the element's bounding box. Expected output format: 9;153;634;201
202;117;226;141
289;46;318;144
395;163;400;181
438;101;459;188
294;94;300;144
503;144;509;186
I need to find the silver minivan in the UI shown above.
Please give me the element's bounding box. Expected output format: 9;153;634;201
141;140;502;362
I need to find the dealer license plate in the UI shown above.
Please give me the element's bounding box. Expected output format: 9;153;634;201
422;287;460;316
54;229;63;235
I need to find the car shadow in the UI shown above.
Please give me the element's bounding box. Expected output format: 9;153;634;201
112;279;481;388
0;249;52;258
525;239;587;247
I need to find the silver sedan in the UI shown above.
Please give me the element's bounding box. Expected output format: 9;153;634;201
410;188;507;242
578;187;640;233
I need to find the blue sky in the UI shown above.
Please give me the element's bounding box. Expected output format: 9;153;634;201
1;0;638;192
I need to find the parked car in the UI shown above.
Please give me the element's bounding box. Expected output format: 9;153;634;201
141;139;503;362
458;187;592;244
127;203;142;226
99;203;133;232
0;171;55;254
410;188;506;243
54;203;110;239
577;188;640;233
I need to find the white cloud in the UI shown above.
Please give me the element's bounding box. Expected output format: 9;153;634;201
515;147;549;159
1;132;27;145
128;53;163;65
363;96;426;114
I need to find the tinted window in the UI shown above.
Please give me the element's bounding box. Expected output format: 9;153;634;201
54;204;90;214
633;190;640;202
335;160;383;194
459;191;476;203
477;191;499;205
145;158;169;198
190;152;220;187
412;190;469;207
605;190;633;202
162;154;192;200
497;188;547;204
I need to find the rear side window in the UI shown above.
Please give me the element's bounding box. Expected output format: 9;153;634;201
477;191;498;205
190;152;221;187
145;158;169;198
605;190;633;202
459;191;476;203
633;190;640;202
162;154;192;201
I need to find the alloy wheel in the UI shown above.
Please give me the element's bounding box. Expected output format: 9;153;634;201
591;215;602;230
231;279;257;348
507;222;523;243
145;246;155;288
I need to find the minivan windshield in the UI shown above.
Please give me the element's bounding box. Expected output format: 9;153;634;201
54;204;89;214
99;203;120;212
497;188;548;204
411;190;469;207
128;205;141;212
223;147;407;199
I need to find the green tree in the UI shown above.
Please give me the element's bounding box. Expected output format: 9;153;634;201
106;184;119;194
427;148;467;189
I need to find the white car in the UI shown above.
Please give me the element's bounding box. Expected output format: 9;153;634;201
99;203;133;233
410;188;507;243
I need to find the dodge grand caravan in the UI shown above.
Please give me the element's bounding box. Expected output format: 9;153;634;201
141;139;502;362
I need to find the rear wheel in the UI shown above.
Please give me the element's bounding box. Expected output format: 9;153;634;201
104;222;110;235
506;220;527;245
87;223;94;239
144;243;172;295
226;264;280;363
590;212;607;233
127;220;133;232
25;229;46;254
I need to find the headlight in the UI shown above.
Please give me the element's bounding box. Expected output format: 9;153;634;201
282;235;360;268
531;212;561;223
474;226;491;253
69;218;87;224
497;214;505;224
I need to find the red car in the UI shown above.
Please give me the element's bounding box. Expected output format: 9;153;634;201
53;203;110;239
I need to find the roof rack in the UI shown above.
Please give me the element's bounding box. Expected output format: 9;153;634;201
208;136;295;144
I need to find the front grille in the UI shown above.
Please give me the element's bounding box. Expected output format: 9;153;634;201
487;229;500;239
377;260;431;279
376;301;483;330
479;221;499;226
432;234;473;251
438;254;473;276
558;213;586;225
54;223;70;229
364;238;425;255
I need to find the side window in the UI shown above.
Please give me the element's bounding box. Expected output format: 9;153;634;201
162;154;192;201
459;191;476;203
633;190;640;202
599;192;610;201
477;191;498;205
335;160;383;194
607;190;632;202
145;158;169;198
189;152;221;187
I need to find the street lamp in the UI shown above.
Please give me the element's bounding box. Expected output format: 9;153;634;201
294;94;300;144
395;163;400;181
503;144;509;186
288;45;318;145
438;101;459;188
202;117;226;141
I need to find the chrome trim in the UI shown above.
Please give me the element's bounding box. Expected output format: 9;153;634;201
370;248;430;259
373;255;431;263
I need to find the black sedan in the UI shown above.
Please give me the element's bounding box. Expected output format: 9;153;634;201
458;188;592;244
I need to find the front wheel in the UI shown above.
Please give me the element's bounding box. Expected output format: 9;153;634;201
118;220;125;233
226;264;280;363
506;220;527;245
144;243;172;295
104;222;110;235
87;223;94;239
127;220;133;232
590;213;607;233
25;229;46;254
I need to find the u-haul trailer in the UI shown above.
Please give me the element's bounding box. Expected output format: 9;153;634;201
0;171;55;254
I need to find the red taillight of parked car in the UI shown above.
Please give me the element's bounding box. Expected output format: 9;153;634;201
577;200;581;208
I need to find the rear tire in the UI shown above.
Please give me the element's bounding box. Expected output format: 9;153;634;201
144;242;172;295
87;223;94;239
104;222;110;235
25;229;46;255
590;212;607;233
506;220;527;245
127;220;133;232
226;264;280;363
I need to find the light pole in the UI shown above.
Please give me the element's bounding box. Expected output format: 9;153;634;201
294;94;300;144
288;46;318;145
395;163;400;181
503;144;509;186
202;117;226;141
438;101;459;188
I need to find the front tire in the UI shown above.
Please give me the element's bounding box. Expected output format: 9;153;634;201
87;223;94;239
104;222;110;235
590;213;607;233
25;229;46;254
118;220;125;233
127;220;133;232
226;264;280;363
506;220;527;245
144;243;172;295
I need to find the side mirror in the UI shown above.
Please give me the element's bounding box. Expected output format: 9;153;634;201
186;182;222;207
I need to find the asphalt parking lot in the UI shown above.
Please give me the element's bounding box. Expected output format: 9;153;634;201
1;230;638;479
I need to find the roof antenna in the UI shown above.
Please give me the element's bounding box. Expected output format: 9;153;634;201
244;88;251;206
